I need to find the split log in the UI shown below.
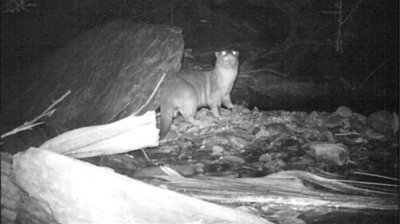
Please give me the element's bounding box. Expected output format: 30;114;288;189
40;111;158;158
7;148;268;224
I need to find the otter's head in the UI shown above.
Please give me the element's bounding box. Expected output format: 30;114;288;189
215;50;239;69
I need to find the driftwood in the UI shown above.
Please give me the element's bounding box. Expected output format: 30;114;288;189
2;148;269;224
40;111;158;158
2;148;397;223
1;20;183;154
1;152;58;224
158;171;398;212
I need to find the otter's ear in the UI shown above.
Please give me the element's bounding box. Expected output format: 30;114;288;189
215;51;219;57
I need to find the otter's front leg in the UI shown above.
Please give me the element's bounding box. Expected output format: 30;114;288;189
210;104;221;118
222;94;234;109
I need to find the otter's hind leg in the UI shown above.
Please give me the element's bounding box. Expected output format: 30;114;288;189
179;98;204;126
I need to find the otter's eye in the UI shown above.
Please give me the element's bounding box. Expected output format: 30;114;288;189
221;51;226;55
232;50;238;55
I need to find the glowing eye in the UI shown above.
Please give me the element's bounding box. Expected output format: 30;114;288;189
221;51;226;55
232;51;238;55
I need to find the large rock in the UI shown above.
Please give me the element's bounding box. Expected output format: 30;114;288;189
1;20;184;154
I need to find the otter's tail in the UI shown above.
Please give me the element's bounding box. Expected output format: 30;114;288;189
159;107;173;139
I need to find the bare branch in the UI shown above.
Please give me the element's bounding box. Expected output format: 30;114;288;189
1;90;71;140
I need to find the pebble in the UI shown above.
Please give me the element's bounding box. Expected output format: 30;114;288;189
220;155;245;164
211;145;225;156
336;106;353;118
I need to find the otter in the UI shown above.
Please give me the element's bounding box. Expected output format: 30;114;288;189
159;50;239;139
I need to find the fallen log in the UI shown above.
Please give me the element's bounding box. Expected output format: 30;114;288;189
2;148;397;223
6;148;269;224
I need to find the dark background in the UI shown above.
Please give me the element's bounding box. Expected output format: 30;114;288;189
1;0;399;115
